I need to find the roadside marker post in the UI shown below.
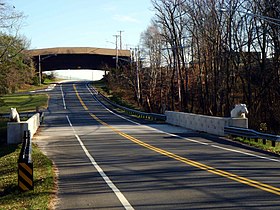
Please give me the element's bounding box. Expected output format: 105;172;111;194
18;130;33;192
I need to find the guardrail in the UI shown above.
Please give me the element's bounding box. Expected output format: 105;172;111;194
18;130;33;191
88;85;166;121
224;126;280;146
39;111;44;123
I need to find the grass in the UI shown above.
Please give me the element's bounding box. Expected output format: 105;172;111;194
17;76;61;93
91;80;141;111
232;136;280;154
0;144;55;210
0;94;48;114
0;83;56;209
43;77;62;84
17;84;50;93
91;80;108;95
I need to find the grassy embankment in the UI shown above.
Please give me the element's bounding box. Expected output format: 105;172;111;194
92;79;141;111
0;144;55;209
232;136;280;155
0;83;56;209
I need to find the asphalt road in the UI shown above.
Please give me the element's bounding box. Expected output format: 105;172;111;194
35;81;280;209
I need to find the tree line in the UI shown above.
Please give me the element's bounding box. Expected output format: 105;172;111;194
107;0;280;134
0;1;35;95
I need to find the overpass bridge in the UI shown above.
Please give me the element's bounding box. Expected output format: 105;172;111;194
26;47;131;71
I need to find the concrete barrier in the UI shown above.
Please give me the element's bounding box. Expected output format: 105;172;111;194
7;113;40;144
165;111;248;136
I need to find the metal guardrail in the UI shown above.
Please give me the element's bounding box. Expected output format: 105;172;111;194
19;130;32;163
224;126;280;142
18;130;33;191
88;85;166;121
40;111;44;123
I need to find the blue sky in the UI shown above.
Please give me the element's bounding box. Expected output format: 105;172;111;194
10;0;155;50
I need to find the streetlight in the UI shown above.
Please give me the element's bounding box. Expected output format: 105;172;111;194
38;54;57;85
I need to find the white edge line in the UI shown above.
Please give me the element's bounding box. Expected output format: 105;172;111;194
86;84;141;125
211;145;280;162
60;84;67;110
86;84;280;163
66;115;134;210
148;125;280;163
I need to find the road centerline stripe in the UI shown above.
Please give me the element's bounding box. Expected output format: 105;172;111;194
66;115;134;210
73;84;280;196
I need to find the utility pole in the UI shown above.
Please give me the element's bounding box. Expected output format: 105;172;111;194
113;34;120;69
136;47;141;103
38;54;57;85
118;30;124;50
38;55;41;85
132;47;141;104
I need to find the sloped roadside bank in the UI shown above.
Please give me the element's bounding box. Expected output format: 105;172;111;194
0;84;57;209
0;142;56;209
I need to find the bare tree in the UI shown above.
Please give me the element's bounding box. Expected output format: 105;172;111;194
106;0;280;133
151;0;189;111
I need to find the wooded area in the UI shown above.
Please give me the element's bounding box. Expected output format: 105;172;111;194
107;0;280;134
0;1;35;95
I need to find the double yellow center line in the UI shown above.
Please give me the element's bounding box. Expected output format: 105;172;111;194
73;84;280;196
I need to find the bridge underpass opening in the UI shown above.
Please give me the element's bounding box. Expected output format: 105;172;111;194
44;69;105;81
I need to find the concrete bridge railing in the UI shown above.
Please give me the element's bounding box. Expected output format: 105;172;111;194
165;111;248;136
7;113;41;144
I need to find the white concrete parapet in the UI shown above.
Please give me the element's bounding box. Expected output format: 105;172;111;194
26;113;40;138
7;113;40;144
165;111;248;136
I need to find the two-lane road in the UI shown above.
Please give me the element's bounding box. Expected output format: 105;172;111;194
35;81;280;209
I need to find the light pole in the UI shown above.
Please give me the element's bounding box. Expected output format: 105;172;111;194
38;54;57;85
38;55;41;85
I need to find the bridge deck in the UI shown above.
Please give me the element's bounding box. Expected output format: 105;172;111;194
24;47;131;71
25;47;130;57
